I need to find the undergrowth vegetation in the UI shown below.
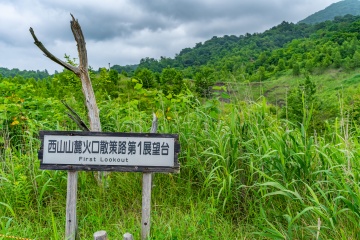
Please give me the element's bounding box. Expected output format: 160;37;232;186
1;68;360;239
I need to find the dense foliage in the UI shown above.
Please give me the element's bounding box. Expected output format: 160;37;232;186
1;67;360;238
2;11;360;239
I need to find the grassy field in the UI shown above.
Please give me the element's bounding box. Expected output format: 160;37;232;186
225;69;360;106
1;70;360;239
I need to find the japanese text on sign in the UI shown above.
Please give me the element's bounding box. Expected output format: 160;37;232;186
47;139;170;156
42;134;176;167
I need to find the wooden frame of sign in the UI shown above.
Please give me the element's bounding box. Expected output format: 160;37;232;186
39;129;180;239
38;131;180;173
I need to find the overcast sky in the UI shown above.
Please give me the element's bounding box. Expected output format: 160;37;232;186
0;0;340;73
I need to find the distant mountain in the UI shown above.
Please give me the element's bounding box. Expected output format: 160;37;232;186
137;21;317;74
299;0;360;24
131;14;360;81
110;64;138;75
0;67;50;79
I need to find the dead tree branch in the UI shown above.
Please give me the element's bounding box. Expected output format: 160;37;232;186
29;14;101;132
61;100;90;132
29;27;79;74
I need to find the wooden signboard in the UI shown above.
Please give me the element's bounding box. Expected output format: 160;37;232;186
38;131;180;173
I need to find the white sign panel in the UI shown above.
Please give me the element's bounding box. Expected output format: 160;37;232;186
39;131;180;172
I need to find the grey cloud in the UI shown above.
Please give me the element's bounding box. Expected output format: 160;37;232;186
132;0;291;21
29;0;326;42
0;0;339;72
77;11;176;41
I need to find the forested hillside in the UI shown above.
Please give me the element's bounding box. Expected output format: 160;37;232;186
136;20;316;76
299;0;360;24
130;15;360;83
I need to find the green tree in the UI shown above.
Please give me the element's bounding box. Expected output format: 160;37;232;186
121;70;128;77
351;50;360;68
344;56;352;71
194;66;215;97
321;54;332;68
292;62;301;76
333;51;342;68
134;68;155;89
98;67;112;93
305;59;314;73
109;69;119;85
257;66;266;80
160;68;184;95
277;59;286;71
283;76;320;132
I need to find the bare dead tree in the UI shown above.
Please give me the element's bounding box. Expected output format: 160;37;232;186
29;14;101;132
30;14;105;239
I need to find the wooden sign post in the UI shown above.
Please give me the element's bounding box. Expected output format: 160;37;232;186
142;114;158;240
38;130;180;240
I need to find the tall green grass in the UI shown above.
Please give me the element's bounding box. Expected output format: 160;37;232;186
1;90;360;239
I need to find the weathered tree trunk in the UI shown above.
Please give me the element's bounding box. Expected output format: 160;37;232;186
30;14;103;240
29;14;101;132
